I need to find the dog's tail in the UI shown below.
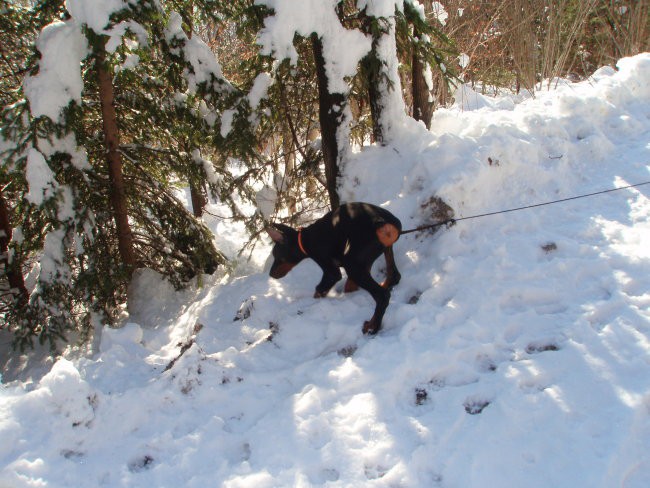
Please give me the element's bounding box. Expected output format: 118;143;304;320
400;219;456;236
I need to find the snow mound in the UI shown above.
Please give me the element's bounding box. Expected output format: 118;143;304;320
1;54;649;488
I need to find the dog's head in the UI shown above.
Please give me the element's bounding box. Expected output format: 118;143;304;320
266;223;306;279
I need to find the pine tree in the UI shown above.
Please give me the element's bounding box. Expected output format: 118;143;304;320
92;34;137;277
1;0;100;349
311;34;346;209
398;0;458;129
0;0;51;319
1;0;463;351
1;0;232;350
158;0;273;241
247;0;458;211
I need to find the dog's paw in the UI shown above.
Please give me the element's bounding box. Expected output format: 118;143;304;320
313;290;327;298
362;320;380;335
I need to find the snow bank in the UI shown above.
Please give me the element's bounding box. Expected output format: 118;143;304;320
2;54;649;488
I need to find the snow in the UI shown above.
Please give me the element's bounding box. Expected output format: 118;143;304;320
39;133;91;172
255;186;278;220
24;1;143;121
24;148;56;205
165;11;231;95
255;0;371;94
248;73;274;111
23;21;88;122
39;228;70;284
220;109;236;137
65;0;127;34
191;150;221;186
117;53;140;71
358;0;403;17
2;53;650;487
105;20;150;53
431;2;449;26
371;15;408;143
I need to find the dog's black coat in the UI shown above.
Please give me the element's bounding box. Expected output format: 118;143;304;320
267;202;401;334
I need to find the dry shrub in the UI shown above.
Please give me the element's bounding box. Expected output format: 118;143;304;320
433;0;648;99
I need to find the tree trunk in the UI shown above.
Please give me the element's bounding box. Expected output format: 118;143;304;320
0;191;29;307
412;51;433;128
412;0;434;129
361;13;405;143
361;15;385;143
190;183;206;218
311;34;343;209
96;46;136;275
282;121;297;213
364;51;385;143
178;17;208;220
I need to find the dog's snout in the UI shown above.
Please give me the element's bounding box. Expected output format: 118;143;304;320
270;261;295;279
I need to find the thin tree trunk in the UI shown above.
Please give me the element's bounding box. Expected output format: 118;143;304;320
412;51;433;129
96;46;136;275
0;191;29;307
360;13;386;143
185;12;208;220
361;13;405;143
365;52;384;143
190;183;206;218
282;122;297;213
311;34;343;209
412;0;434;129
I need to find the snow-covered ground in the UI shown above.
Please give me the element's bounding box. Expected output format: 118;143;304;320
2;54;649;487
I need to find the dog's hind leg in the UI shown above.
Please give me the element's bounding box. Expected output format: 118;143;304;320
345;261;390;335
344;278;359;293
381;246;401;289
344;262;372;293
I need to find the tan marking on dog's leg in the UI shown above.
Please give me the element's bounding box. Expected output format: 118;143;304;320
344;278;359;293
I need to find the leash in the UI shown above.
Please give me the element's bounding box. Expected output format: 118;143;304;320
400;180;650;235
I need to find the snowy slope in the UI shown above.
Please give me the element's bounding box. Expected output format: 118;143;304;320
1;54;649;488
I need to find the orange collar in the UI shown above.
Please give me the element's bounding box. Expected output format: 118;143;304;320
297;229;308;256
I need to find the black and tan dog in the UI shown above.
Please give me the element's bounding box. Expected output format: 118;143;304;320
266;202;401;334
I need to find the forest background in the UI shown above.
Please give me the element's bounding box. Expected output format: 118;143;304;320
1;0;648;351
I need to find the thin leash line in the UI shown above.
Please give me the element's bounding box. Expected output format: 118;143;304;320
400;180;650;235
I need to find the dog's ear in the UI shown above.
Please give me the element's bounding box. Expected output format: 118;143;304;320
266;225;285;244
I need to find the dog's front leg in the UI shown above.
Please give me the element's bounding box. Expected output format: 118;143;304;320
313;260;342;298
